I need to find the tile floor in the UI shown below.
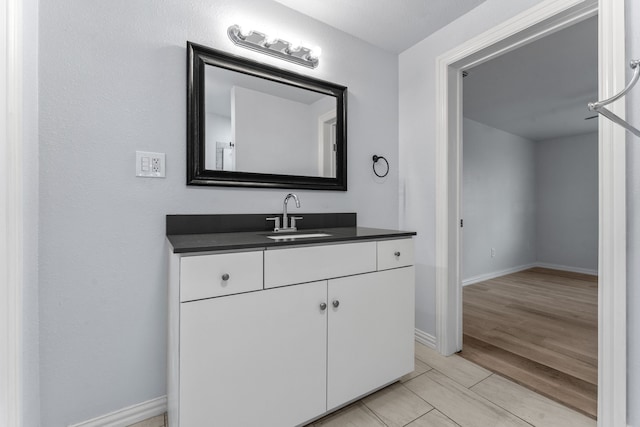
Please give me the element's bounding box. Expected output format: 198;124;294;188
129;342;595;427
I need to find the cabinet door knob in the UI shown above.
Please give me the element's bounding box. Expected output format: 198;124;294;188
221;273;230;281
332;300;340;308
394;251;401;257
319;302;327;311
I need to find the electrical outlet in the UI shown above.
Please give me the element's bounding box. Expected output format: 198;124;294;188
491;248;496;258
136;151;166;178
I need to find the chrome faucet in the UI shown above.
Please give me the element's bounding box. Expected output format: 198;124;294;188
282;193;301;231
267;193;302;232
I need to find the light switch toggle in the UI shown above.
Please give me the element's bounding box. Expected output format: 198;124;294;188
136;151;166;178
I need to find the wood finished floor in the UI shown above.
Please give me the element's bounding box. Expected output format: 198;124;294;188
458;267;598;419
131;341;594;427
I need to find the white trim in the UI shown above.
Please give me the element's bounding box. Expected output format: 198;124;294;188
462;263;597;286
597;1;627;425
434;0;626;426
461;263;538;287
414;328;436;349
317;109;337;177
67;396;167;427
536;262;598;277
1;0;24;425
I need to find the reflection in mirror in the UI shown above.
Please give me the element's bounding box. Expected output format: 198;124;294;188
187;42;347;190
204;65;337;177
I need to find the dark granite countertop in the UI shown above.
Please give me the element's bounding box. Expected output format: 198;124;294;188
166;213;415;254
167;226;416;254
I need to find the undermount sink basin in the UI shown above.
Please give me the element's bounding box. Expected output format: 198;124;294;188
267;233;331;241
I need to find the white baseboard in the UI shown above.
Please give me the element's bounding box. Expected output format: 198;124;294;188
535;262;597;276
462;262;598;287
415;328;436;349
462;263;537;286
68;396;167;427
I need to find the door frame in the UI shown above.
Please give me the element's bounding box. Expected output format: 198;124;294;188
318;110;338;177
434;0;626;425
1;0;24;425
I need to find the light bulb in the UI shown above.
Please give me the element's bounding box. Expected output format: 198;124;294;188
264;30;281;47
238;26;252;38
309;46;322;59
288;40;302;52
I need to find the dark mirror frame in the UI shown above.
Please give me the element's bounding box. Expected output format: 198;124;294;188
187;41;348;190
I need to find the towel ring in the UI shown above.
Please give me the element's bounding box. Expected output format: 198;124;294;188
372;155;389;178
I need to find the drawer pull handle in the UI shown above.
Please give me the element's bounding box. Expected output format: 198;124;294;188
221;273;230;281
394;251;401;257
332;300;340;308
319;302;327;311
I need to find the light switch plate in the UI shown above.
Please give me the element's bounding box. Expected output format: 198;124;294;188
136;151;166;178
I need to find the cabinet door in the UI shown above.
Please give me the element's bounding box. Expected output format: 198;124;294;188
327;267;415;409
180;281;327;427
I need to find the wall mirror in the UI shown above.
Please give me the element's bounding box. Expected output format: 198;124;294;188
187;42;347;190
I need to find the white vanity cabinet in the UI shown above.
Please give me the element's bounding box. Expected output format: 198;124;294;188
179;280;328;427
168;238;415;427
327;267;415;409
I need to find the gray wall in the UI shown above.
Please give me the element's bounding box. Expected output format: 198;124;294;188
626;1;640;424
462;124;598;281
462;118;537;281
233;87;317;175
38;0;399;425
398;0;546;340
536;133;598;273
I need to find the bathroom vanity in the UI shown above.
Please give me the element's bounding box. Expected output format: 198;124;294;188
166;213;416;427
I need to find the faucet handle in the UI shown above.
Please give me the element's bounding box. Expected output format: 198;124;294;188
266;216;281;231
290;216;303;230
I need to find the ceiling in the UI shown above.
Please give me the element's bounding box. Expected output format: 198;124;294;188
205;65;326;117
463;16;598;141
272;0;486;53
272;2;598;142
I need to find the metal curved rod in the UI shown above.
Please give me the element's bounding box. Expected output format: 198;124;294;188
589;59;640;111
596;107;640;137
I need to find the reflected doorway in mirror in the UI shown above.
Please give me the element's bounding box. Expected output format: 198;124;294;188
214;141;235;171
318;110;337;178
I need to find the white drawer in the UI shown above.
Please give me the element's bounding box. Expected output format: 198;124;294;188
264;241;377;289
180;251;263;302
377;239;414;271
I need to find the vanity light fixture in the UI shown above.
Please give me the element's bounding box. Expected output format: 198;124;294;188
227;24;320;69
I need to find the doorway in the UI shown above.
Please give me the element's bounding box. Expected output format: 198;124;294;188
457;16;598;417
434;1;627;426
